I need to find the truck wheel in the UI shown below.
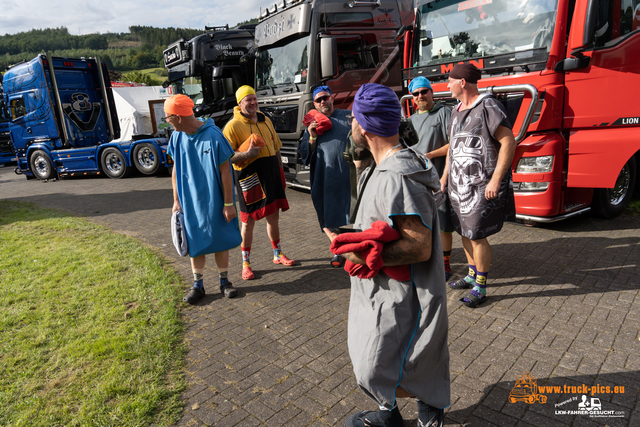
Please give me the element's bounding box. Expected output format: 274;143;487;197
592;157;637;219
29;150;55;180
132;143;160;175
101;148;130;179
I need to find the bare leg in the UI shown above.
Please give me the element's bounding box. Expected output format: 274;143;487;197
190;254;206;270
440;231;453;252
265;210;280;242
241;216;255;249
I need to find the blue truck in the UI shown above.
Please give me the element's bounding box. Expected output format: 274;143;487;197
2;53;171;180
0;119;14;165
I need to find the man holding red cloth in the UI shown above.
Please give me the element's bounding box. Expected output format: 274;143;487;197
299;85;352;267
324;83;450;427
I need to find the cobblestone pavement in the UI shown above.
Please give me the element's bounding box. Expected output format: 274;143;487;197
2;166;639;427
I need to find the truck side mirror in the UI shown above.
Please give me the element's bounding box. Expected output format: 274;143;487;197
583;0;598;47
320;37;338;80
239;53;254;65
212;79;223;101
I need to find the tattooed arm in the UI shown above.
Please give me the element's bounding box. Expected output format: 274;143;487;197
324;215;432;266
380;215;432;266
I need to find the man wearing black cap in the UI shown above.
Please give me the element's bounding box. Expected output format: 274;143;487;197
442;63;516;308
324;83;449;427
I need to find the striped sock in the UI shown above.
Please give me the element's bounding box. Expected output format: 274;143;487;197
463;265;476;285
474;271;487;296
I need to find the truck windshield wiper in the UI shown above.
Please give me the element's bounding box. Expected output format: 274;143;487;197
280;81;300;93
258;84;276;95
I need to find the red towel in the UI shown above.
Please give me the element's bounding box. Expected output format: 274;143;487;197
302;109;332;135
330;221;411;281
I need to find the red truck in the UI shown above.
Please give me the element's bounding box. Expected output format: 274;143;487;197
403;0;640;222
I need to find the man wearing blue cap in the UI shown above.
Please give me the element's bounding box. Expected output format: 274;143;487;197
299;85;352;266
408;76;455;281
324;83;450;427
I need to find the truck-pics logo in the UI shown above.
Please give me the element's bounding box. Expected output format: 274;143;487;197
508;372;547;404
508;372;627;419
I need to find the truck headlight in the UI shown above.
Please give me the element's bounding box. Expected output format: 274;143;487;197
515;155;554;173
514;182;550;192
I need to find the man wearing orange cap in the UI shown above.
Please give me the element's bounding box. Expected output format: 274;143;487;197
165;94;242;303
223;85;295;281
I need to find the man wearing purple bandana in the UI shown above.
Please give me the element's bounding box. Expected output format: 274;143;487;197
299;85;352;267
324;83;450;427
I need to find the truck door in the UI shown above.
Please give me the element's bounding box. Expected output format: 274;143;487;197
563;0;640;189
5;60;61;148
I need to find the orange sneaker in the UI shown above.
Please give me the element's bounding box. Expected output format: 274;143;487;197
273;254;295;266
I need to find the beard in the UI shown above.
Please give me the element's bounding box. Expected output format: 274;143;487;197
416;99;429;111
351;128;369;151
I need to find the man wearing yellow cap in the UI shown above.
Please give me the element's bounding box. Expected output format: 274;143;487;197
165;94;242;303
223;85;295;281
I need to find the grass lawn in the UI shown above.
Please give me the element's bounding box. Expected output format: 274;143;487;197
0;201;186;426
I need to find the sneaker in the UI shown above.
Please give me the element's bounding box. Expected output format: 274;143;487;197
220;282;238;299
417;400;444;427
344;406;404;427
183;287;205;304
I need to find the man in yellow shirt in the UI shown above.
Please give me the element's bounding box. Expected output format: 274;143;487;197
223;85;295;280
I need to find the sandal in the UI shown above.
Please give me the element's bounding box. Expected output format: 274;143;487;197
460;290;487;308
183;287;205;304
242;266;255;280
448;278;472;289
273;254;295;266
220;282;238;299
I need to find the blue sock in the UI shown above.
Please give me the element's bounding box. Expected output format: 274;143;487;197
193;279;204;290
219;271;229;287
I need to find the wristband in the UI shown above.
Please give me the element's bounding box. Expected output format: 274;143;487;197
309;136;317;141
224;203;234;207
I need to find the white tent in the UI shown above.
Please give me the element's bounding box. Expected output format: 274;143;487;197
112;86;167;141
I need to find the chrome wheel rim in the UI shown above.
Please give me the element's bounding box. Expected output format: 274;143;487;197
33;154;49;177
136;147;155;169
105;153;123;174
608;165;630;206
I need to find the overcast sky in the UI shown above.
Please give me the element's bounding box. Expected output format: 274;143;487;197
0;0;274;36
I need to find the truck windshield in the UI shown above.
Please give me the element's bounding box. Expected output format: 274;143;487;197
257;36;309;89
169;76;204;106
416;0;558;67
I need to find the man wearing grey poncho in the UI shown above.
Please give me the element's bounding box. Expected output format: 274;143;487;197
324;83;450;427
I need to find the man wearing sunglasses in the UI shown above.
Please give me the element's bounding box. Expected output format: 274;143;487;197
408;76;455;282
299;85;352;267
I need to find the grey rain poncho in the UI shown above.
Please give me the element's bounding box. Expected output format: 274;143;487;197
349;146;450;410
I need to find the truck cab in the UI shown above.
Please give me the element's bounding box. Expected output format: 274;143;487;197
404;0;640;221
4;54;171;180
254;0;415;188
163;25;256;128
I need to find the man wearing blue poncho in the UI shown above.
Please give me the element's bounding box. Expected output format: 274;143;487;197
167;95;242;304
299;85;352;267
